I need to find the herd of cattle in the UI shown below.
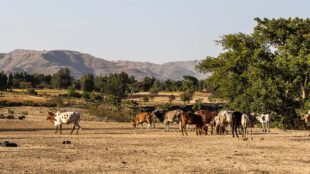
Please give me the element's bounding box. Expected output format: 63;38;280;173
133;109;271;139
46;108;310;138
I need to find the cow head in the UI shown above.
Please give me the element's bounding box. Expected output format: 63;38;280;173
47;111;56;123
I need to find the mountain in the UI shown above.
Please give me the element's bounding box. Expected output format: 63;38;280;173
0;49;208;80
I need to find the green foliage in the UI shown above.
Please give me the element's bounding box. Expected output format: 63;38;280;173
192;98;203;111
88;99;139;122
168;95;176;104
157;103;173;111
180;89;194;104
25;88;37;95
48;96;64;107
67;86;79;97
182;75;198;91
7;73;13;90
197;17;310;128
101;72;132;98
104;94;122;107
82;92;91;99
90;92;103;102
142;96;149;103
0;71;8;91
51;68;72;89
80;74;94;92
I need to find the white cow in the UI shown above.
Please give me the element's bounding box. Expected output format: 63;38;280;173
47;111;82;135
217;110;234;134
256;114;270;132
241;113;253;140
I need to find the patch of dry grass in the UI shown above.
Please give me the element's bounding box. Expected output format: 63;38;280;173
0;107;309;174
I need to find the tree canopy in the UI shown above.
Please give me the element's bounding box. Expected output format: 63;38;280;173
197;18;310;128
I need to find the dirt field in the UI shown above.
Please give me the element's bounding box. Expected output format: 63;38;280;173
0;107;309;174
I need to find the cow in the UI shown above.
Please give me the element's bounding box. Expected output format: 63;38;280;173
218;110;234;134
231;111;243;138
195;110;218;135
133;112;153;132
153;109;183;132
256;114;270;132
211;115;220;134
47;111;81;135
241;113;256;140
302;110;310;136
181;111;204;136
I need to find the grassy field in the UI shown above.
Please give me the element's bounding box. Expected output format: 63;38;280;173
0;106;310;174
0;89;222;107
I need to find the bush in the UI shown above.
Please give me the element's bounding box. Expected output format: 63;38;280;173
48;96;64;107
67;86;79;97
90;92;103;102
22;100;34;106
192;98;203;111
25;88;37;95
157;103;173;111
83;92;91;99
88;103;134;122
180;89;194;104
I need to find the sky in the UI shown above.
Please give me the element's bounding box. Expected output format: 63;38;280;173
0;0;309;64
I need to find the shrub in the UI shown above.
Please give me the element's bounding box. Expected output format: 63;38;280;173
90;92;103;102
192;98;203;111
67;86;79;97
83;92;91;99
48;96;64;107
22;100;34;106
25;88;37;95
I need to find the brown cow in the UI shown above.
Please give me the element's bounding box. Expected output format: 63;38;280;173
302;111;310;136
181;111;204;136
195;110;218;135
133;112;153;132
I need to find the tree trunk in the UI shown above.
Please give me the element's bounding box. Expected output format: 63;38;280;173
301;76;308;100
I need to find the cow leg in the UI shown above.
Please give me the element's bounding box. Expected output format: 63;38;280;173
179;122;182;131
211;125;214;135
55;125;58;134
70;125;76;135
250;127;253;140
76;122;82;134
141;123;144;132
60;124;62;135
235;125;239;138
268;121;270;132
147;123;151;131
167;122;170;132
164;121;168;132
231;125;235;138
262;123;265;132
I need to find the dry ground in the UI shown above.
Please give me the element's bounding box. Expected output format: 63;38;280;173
0;107;309;174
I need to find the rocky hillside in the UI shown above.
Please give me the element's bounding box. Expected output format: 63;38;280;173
0;49;207;80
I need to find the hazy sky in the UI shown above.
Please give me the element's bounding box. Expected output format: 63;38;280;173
0;0;309;63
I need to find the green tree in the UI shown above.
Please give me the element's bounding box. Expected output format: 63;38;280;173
142;96;149;104
80;74;94;92
180;89;194;104
0;71;8;91
168;94;176;104
51;68;72;89
197;17;310;128
67;86;78;97
7;73;13;91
